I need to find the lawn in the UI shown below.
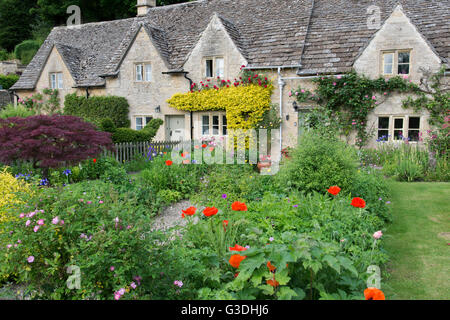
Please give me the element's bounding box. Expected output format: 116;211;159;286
384;182;450;300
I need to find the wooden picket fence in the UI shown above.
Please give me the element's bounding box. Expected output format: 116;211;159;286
103;140;184;163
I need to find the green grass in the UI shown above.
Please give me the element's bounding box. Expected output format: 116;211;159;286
384;182;450;300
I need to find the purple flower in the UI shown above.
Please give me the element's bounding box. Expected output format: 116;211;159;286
386;201;391;204
269;237;274;242
174;280;183;288
130;282;137;289
27;256;34;263
222;194;227;199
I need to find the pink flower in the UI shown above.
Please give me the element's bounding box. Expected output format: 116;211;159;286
60;220;65;225
28;211;36;218
372;96;376;100
337;75;342;79
33;226;40;232
110;266;115;272
114;292;121;300
99;201;104;204
301;89;305;93
373;231;383;239
130;282;137;289
118;288;125;295
333;82;337;86
87;201;92;205
6;244;12;249
52;217;59;225
37;219;44;226
25;220;31;227
19;213;25;218
27;256;34;263
403;75;409;79
288;91;292;97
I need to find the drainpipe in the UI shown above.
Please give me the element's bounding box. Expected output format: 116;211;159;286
85;87;90;99
183;72;194;140
8;89;19;106
278;67;285;155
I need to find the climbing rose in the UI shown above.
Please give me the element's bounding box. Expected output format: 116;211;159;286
327;186;341;196
203;207;218;217
231;201;248;211
351;197;366;208
364;288;385;300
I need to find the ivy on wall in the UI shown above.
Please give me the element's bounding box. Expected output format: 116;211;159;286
167;69;274;131
291;70;421;147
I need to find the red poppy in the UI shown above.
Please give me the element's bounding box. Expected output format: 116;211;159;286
229;254;246;268
364;288;385;300
229;244;247;252
266;279;279;287
182;207;196;217
165;160;173;166
223;220;229;231
203;207;218;217
267;261;276;272
327;186;341;196
351;197;366;208
202;144;207;148
234;272;239;278
93;159;97;163
231;201;248;211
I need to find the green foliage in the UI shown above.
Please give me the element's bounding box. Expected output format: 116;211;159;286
157;189;183;205
0;180;158;299
0;104;36;119
0;74;19;90
14;40;41;65
111;128;152;143
64;93;130;128
99;118;116;133
276;131;359;194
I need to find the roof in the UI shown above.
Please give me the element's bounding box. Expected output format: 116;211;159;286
11;0;450;90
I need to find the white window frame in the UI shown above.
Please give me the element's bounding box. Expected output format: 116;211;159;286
204;57;225;79
135;116;153;131
376;115;421;143
50;72;63;89
381;50;411;76
200;112;227;137
135;63;152;82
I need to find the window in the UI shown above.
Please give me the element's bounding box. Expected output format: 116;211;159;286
393;118;404;140
215;58;224;78
135;116;153;131
136;63;152;82
377;116;421;143
383;53;394;75
50;73;63;89
204;57;224;78
408;117;420;142
382;50;411;76
377;117;389;141
201;113;227;136
205;59;213;78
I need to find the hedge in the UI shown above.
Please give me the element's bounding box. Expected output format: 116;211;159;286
14;40;41;65
0;74;19;89
64;93;130;128
110;119;163;143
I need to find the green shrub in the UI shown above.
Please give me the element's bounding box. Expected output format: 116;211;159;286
64;93;130;128
100;118;116;133
0;104;36;119
14;40;41;65
111;128;151;143
0;181;158;299
0;74;20;90
276;132;359;193
157;189;183;205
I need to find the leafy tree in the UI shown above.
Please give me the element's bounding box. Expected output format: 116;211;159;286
0;115;113;177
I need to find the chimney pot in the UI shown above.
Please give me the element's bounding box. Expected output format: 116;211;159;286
137;0;156;16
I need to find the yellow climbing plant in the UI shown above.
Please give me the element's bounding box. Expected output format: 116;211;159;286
167;80;274;131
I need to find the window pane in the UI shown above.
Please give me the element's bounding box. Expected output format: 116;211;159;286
408;130;419;142
212;115;219;135
206;60;213;78
136;117;143;131
145;64;152;81
398;64;409;75
215;58;224;78
136;65;143;81
145;117;153;126
398;52;410;64
384;53;393;64
409;117;420;129
394;118;403;129
222;115;227;136
378;117;389;129
394;130;403;140
202;115;210;135
377;130;389;141
51;74;56;89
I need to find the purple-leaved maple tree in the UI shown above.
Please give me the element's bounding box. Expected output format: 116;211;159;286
0;115;113;175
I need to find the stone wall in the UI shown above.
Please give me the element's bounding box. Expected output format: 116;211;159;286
0;90;13;108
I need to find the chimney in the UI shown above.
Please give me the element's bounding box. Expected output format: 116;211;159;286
137;0;156;16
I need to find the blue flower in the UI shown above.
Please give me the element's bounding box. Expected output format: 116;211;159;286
39;178;49;186
63;169;72;176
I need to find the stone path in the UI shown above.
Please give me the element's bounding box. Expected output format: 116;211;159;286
151;200;199;232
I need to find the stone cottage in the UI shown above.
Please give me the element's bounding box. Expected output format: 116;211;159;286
10;0;449;148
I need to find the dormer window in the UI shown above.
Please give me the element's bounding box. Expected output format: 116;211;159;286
204;57;224;78
50;73;63;89
382;50;411;76
136;63;152;82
